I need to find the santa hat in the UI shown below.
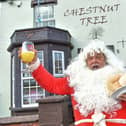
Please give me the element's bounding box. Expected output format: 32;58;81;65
80;39;124;70
65;39;125;76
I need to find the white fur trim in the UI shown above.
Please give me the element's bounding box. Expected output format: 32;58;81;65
91;112;106;126
27;58;40;72
74;118;126;125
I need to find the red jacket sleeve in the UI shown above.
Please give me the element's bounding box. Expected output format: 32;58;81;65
32;64;73;95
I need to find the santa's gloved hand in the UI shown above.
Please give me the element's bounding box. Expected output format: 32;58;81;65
106;74;122;96
119;74;126;86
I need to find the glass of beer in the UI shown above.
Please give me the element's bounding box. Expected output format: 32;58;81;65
21;41;35;63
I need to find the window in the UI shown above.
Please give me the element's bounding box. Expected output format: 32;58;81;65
34;4;55;27
21;51;45;107
12;56;15;108
52;50;65;77
106;45;115;53
77;48;83;54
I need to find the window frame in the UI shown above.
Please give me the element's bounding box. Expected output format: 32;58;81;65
52;50;65;77
12;56;15;108
33;3;55;27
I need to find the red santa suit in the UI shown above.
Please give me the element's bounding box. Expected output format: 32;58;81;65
30;64;126;126
29;40;126;126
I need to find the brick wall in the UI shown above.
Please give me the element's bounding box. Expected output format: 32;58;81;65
3;122;38;126
0;115;39;126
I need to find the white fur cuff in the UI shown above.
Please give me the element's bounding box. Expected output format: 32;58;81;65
27;58;40;72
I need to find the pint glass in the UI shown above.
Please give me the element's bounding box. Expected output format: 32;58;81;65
21;41;35;63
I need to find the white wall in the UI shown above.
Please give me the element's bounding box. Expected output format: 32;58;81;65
55;0;126;61
0;0;33;117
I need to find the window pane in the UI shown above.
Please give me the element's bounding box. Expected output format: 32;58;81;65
30;88;37;103
37;51;44;65
43;21;48;26
38;87;44;95
23;79;29;87
49;20;55;26
52;51;65;76
23;88;29;105
24;88;29;95
23;97;29;105
54;53;63;73
23;73;30;77
30;79;36;87
48;6;54;18
37;51;42;58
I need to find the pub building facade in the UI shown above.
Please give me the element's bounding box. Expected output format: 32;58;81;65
1;0;125;119
7;0;116;116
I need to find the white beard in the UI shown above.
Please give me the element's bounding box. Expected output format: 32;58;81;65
70;65;122;117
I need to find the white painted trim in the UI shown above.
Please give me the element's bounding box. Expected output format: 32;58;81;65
52;50;65;77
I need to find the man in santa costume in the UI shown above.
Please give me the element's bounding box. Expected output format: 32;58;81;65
19;39;126;126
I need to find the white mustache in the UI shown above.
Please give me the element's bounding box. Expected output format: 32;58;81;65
91;63;100;70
